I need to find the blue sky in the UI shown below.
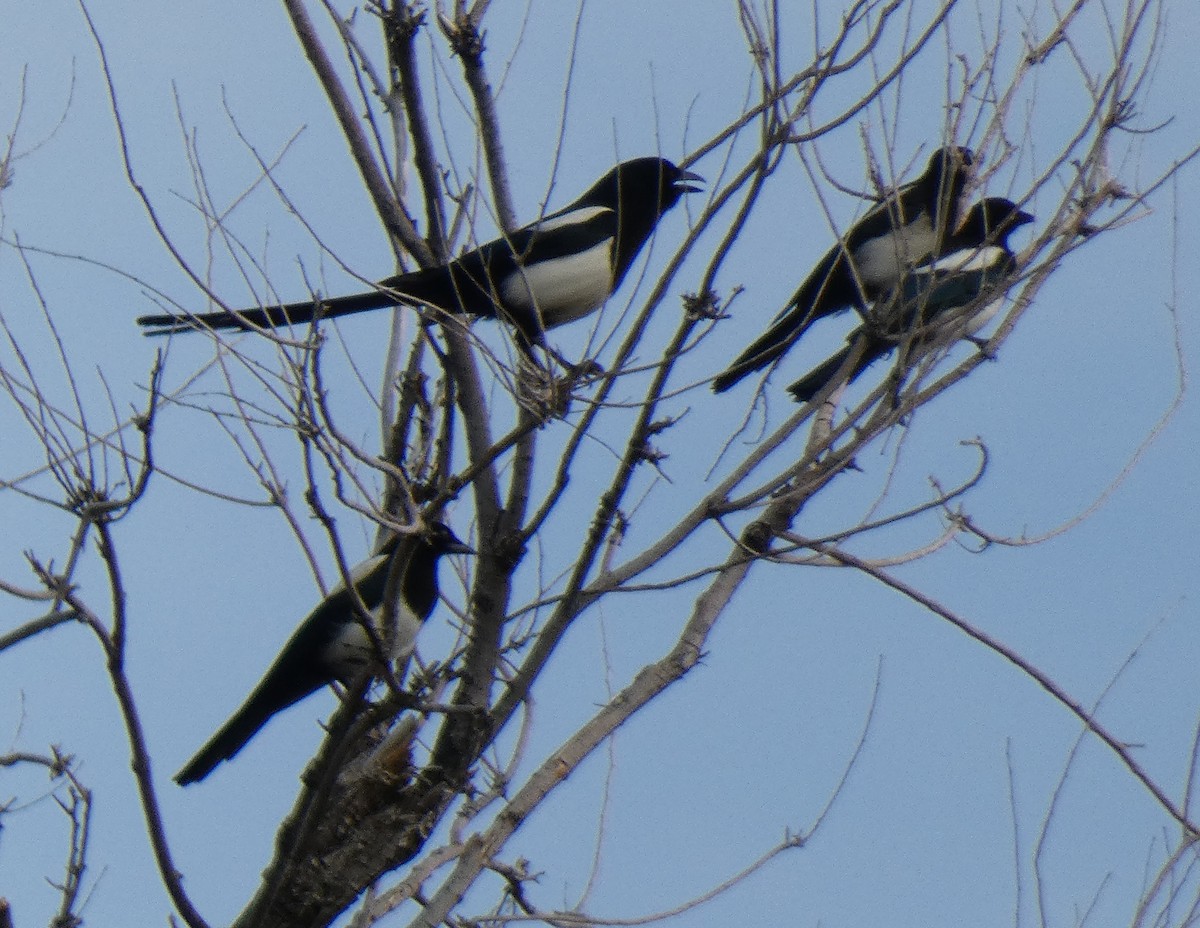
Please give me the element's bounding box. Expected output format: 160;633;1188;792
2;1;1199;927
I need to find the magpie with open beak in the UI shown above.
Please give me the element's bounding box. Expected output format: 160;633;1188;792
139;157;702;357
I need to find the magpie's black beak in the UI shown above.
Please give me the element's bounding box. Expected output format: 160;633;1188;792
446;539;475;556
1014;209;1035;228
675;169;705;194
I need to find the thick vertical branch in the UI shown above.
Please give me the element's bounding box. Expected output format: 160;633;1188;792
443;14;516;230
384;3;449;259
425;5;525;773
281;0;433;263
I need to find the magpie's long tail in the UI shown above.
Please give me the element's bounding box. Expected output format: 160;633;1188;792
711;302;820;393
174;669;325;785
785;346;855;403
711;250;849;393
174;696;281;786
137;266;453;336
786;337;887;403
139;290;400;336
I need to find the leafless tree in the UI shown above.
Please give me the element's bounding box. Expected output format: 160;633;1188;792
1;1;1196;927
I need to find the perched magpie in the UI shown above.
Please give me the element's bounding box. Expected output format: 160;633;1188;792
174;521;473;786
712;146;974;392
786;197;1034;403
138;157;702;353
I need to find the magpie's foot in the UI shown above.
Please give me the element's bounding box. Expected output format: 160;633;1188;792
515;365;572;421
513;356;603;420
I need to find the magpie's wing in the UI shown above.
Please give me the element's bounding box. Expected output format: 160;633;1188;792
762;165;936;332
764;239;845;325
504;206;618;267
895;254;1013;331
394;206;621;332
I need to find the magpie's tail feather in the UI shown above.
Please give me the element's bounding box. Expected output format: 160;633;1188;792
137;288;408;336
175;659;331;786
135;264;463;336
174;698;280;786
787;338;889;403
712;251;857;393
786;348;855;403
711;303;818;393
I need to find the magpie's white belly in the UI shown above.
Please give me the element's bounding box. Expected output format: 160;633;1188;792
500;241;615;328
853;213;937;287
325;604;422;675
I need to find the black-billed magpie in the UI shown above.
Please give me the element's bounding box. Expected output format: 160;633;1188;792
175;521;473;786
138;157;702;353
712;146;974;392
786;197;1033;403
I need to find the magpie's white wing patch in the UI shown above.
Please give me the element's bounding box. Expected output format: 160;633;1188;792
918;244;1007;274
533;204;611;233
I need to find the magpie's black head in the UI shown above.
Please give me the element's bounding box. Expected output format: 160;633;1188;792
963;197;1035;245
426;521;474;556
920;146;975;234
580;157;704;215
926;145;975;179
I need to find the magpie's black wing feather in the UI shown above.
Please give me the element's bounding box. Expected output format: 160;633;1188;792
511;210;618;267
898;263;1009;311
407;208;620;342
786;337;888;403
